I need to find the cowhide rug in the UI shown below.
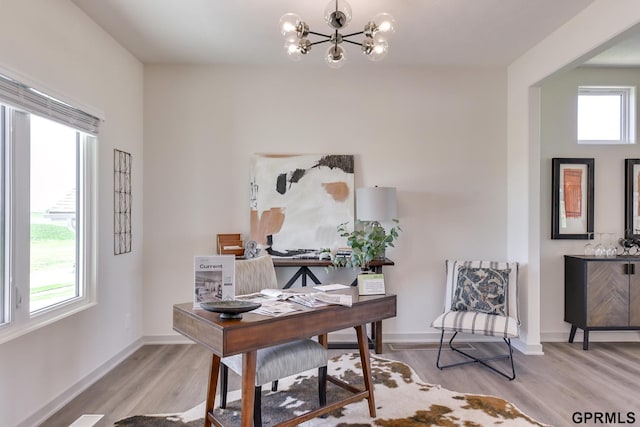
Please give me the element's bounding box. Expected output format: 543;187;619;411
114;353;551;426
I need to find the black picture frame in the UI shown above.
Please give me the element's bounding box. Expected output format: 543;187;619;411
551;158;594;240
625;159;640;239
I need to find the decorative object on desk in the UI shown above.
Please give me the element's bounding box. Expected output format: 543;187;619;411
357;272;385;295
551;158;594;239
114;149;132;255
249;153;354;255
193;255;235;308
199;300;261;319
625;158;640;239
318;247;331;260
619;231;640;256
583;232;595;256
334;219;401;271
216;233;244;256
604;232;618;258
279;0;395;68
244;240;259;258
115;353;550;427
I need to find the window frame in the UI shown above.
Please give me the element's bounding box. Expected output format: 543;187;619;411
0;104;97;344
577;85;636;145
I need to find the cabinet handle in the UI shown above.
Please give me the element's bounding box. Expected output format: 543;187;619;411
624;264;629;275
631;264;636;275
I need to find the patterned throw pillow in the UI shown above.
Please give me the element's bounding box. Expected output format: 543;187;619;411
451;266;510;316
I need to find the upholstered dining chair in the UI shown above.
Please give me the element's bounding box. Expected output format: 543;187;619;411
430;260;520;380
219;255;328;427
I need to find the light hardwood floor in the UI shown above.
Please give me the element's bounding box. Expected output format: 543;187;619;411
43;341;640;427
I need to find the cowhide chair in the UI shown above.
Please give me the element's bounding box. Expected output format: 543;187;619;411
430;260;520;380
219;255;328;427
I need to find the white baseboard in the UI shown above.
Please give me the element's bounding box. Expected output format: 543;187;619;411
17;338;144;427
143;334;193;345
541;330;640;343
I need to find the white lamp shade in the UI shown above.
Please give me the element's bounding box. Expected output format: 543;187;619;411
356;187;397;221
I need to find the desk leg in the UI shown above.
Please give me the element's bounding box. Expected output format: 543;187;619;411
204;354;221;427
241;350;258;427
355;324;376;418
372;321;383;354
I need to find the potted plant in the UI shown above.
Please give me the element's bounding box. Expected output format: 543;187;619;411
333;220;401;271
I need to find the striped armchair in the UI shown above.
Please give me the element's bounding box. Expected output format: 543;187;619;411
430;260;520;380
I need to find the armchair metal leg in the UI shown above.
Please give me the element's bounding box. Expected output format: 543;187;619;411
436;330;516;380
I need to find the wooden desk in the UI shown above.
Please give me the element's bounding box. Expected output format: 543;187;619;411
173;289;397;427
272;257;395;354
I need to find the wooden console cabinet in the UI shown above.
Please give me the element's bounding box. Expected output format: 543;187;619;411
564;255;640;350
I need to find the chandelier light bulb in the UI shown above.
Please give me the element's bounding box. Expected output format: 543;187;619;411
371;13;396;42
325;45;346;68
280;13;302;41
284;41;302;61
324;0;352;29
367;40;388;62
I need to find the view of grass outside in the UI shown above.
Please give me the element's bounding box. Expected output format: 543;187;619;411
30;115;78;313
30;213;76;312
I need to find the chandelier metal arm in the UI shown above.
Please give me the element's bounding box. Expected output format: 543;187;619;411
308;31;332;39
340;31;365;38
342;39;363;47
310;39;332;47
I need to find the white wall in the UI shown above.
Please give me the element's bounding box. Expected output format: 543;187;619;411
143;65;508;342
0;2;144;426
540;67;640;341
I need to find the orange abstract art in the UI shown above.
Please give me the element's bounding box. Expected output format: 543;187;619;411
563;168;583;218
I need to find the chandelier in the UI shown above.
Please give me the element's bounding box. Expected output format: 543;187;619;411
279;0;396;68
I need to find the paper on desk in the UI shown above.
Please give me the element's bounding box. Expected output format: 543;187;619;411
252;300;301;317
312;292;352;307
313;283;350;291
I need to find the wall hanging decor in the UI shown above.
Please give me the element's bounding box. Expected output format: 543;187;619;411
625;158;640;239
114;149;132;254
551;157;594;239
250;154;354;256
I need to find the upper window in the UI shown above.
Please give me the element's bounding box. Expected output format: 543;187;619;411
0;73;99;343
577;86;636;144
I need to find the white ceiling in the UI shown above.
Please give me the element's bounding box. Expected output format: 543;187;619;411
70;0;607;67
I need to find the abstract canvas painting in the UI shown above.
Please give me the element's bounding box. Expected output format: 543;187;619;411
250;154;354;255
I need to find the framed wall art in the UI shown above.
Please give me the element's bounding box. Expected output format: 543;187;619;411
551;157;594;240
625;159;640;238
114;149;132;254
249;153;354;256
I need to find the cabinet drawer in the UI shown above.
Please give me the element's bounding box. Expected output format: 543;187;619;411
586;262;628;327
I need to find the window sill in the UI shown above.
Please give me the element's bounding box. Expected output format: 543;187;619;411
0;299;97;345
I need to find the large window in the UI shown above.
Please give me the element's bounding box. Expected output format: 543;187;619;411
0;73;99;343
577;86;636;144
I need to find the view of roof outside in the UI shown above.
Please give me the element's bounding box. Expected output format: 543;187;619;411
30;115;78;312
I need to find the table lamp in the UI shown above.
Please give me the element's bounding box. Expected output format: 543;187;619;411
356;186;397;225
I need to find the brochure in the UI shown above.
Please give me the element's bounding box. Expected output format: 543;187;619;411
194;255;235;308
357;273;386;295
